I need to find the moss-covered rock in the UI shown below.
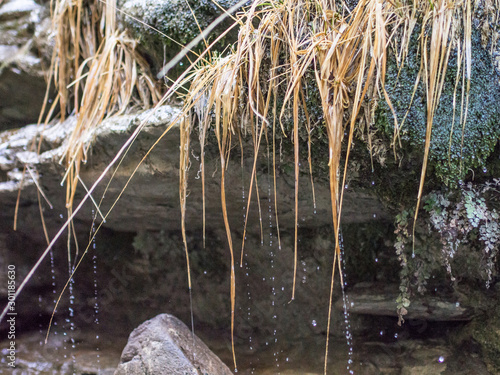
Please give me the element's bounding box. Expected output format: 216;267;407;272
377;29;500;187
118;0;245;76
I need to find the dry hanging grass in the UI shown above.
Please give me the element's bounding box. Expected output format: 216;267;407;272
41;0;161;215
5;0;497;373
177;0;483;371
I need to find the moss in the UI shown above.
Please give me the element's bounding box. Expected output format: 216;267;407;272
467;303;500;373
376;29;500;187
118;0;243;76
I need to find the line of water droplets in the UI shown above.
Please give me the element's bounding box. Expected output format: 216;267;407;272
339;232;354;374
66;250;76;373
241;164;255;374
92;210;100;370
266;157;280;372
49;247;60;362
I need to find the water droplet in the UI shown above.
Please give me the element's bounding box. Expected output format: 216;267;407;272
455;302;460;307
312;320;317;327
438;356;445;363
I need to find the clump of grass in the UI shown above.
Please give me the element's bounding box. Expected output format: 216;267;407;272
40;0;161;214
177;0;487;371
5;0;498;373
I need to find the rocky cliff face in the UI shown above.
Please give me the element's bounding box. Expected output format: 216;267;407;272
0;0;500;374
0;0;51;130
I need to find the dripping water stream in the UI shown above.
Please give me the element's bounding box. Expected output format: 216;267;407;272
241;162;255;373
49;248;60;362
65;257;76;373
339;231;354;374
267;149;280;372
91;210;101;370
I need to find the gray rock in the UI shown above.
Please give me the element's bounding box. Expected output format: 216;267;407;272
0;0;41;22
0;0;50;130
344;282;472;321
0;104;390;242
114;313;233;375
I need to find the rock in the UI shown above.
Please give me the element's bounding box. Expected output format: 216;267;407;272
0;328;121;375
345;282;472;321
401;363;446;375
118;0;246;76
114;313;233;375
0;104;390;241
0;0;41;23
0;0;50;130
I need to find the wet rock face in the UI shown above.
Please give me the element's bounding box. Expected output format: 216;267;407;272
0;104;390;240
345;282;472;321
114;313;233;375
0;0;50;130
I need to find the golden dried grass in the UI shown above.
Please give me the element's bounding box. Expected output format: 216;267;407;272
43;0;161;214
177;0;481;371
5;0;496;373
